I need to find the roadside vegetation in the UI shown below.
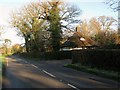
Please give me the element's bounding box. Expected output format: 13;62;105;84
0;55;6;77
0;0;119;81
0;55;5;65
64;64;120;82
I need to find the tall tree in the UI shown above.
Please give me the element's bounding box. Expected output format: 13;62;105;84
39;0;81;51
10;0;81;52
104;0;119;34
77;16;117;46
47;1;62;51
3;39;11;54
104;0;119;12
11;2;48;52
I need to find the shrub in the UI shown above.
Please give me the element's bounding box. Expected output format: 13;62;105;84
100;44;120;49
72;49;120;71
43;51;72;60
19;51;72;60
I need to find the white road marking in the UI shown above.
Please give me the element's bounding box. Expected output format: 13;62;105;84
42;70;56;78
67;84;80;90
31;64;38;68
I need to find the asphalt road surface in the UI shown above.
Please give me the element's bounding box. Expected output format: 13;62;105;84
2;55;120;89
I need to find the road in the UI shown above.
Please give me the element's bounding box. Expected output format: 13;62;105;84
2;55;120;89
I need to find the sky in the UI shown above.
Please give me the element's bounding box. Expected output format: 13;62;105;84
0;0;118;45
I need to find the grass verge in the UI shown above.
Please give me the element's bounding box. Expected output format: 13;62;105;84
0;55;5;66
64;64;120;82
0;55;6;77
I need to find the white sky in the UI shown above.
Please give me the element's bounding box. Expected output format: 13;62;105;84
0;0;118;45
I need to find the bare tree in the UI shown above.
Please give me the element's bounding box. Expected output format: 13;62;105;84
77;16;117;46
104;0;120;12
10;0;81;52
10;2;49;52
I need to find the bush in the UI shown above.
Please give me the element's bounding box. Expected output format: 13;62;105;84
100;44;120;49
19;51;72;60
64;64;120;81
72;49;120;71
43;51;72;60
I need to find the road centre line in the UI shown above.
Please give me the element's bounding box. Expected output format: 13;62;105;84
15;58;79;89
42;70;56;78
67;84;80;90
31;64;38;68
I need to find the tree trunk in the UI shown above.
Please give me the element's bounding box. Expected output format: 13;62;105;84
25;37;30;53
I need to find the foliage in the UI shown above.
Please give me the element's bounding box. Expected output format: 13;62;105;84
2;39;11;55
77;16;117;46
11;44;24;54
94;30;118;46
47;1;62;51
11;2;50;52
72;49;120;71
64;64;119;81
19;51;72;60
43;51;72;60
10;0;81;52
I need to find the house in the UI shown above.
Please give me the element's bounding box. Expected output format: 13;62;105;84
61;26;98;50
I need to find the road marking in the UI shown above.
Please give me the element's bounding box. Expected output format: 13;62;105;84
42;70;56;78
31;64;38;68
67;84;80;90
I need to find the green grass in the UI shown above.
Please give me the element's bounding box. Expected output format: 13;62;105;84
0;55;6;78
0;55;5;64
64;64;120;82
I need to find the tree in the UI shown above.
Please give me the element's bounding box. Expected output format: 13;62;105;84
0;25;4;39
10;0;81;52
77;16;117;46
104;0;120;34
94;16;118;46
46;1;62;51
0;26;2;36
3;39;11;54
0;26;3;42
11;44;23;54
11;2;49;52
38;0;81;51
104;0;120;12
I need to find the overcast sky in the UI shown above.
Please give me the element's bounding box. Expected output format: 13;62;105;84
0;0;118;45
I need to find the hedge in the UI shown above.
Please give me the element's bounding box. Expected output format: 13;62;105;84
72;49;120;71
19;51;72;60
43;51;72;60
